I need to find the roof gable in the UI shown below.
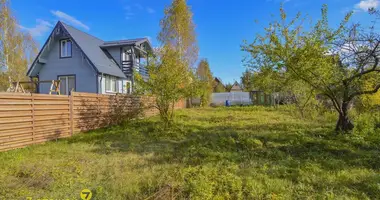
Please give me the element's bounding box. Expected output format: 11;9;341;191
231;81;243;90
28;21;126;78
60;22;125;78
100;38;153;53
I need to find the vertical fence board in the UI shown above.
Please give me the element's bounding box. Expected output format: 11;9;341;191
69;94;73;136
32;93;35;141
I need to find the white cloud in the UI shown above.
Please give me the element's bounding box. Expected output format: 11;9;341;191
355;0;379;11
123;3;155;20
147;7;155;14
124;6;135;20
134;3;143;10
50;10;90;30
19;19;53;37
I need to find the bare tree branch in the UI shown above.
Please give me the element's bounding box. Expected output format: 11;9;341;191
349;84;380;100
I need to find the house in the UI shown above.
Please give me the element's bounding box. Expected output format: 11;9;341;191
27;21;153;95
213;77;226;92
230;81;243;92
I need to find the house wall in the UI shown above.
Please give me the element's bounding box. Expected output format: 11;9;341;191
97;74;125;94
38;36;98;94
106;47;122;66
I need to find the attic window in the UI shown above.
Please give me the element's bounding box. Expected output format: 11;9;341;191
60;39;72;58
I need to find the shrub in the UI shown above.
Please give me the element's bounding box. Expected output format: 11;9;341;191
353;112;380;136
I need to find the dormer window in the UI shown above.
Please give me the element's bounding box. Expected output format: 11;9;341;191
60;39;72;58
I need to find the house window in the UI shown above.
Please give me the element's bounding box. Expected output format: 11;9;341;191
105;75;117;93
58;75;75;95
60;39;72;58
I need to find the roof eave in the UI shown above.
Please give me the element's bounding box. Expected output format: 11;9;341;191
27;22;62;77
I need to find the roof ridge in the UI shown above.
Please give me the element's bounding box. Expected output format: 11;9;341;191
104;37;147;42
59;21;125;78
59;21;104;42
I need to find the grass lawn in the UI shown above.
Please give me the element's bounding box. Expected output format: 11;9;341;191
0;107;379;199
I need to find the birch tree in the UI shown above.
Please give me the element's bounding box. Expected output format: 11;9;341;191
0;0;37;91
158;0;198;67
135;46;190;126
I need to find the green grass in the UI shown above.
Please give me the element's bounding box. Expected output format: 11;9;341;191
1;107;380;199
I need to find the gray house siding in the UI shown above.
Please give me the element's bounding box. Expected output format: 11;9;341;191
106;47;122;67
38;36;97;94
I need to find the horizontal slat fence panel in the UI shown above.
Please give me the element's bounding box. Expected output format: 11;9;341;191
0;92;185;152
0;93;71;151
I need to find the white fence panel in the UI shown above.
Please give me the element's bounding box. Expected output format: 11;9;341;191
211;92;252;106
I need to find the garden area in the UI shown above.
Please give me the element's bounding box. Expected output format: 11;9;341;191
1;106;379;199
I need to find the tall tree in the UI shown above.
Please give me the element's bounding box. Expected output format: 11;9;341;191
158;0;198;108
0;0;37;91
196;59;213;106
240;69;255;91
158;0;198;67
136;0;198;125
135;46;190;126
242;5;380;133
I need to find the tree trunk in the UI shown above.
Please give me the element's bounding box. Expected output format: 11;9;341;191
335;102;354;132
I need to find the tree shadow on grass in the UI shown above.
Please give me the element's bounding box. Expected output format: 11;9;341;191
66;115;380;198
68;119;380;169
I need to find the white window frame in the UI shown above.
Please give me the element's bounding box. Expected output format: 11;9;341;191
58;75;75;95
60;39;72;58
105;75;117;93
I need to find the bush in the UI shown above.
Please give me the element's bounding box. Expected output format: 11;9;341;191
353;112;380;135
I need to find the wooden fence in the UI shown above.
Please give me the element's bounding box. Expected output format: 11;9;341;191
0;92;186;152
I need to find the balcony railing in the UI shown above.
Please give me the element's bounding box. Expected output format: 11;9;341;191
121;60;148;78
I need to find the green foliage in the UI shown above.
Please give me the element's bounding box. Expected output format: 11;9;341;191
158;0;198;66
242;4;380;132
353;112;380;136
252;68;320;118
137;0;198;125
0;0;38;91
356;74;380;111
225;82;233;92
213;78;226;93
1;107;380;199
213;81;226;93
135;45;190;126
240;69;255;91
182;164;243;199
196;59;213;107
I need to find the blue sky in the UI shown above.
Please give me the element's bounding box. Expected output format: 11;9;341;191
11;0;378;84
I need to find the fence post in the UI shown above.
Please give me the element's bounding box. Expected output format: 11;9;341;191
264;94;268;105
70;92;74;136
31;93;35;141
97;93;101;128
